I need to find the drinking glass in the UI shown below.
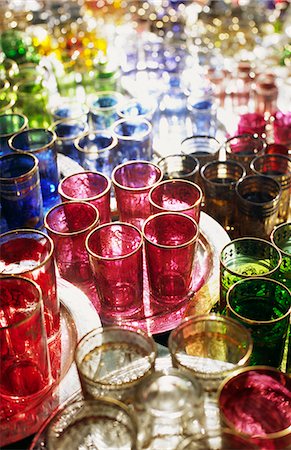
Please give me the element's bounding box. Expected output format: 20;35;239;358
187;97;217;136
112;118;153;161
273;111;291;147
49;118;89;163
0;153;44;233
226;277;291;367
44;201;100;302
235;175;281;239
156;154;200;183
271;222;291;290
223;134;266;174
50;98;89;122
47;398;138;450
218;367;291;450
75;326;157;403
0;229;60;340
112;160;163;230
250;154;291;225
58;171;111;224
8;128;60;213
219;237;282;312
237;112;267;138
87;90;124;130
200;160;246;238
13;79;51;128
0;113;28;156
181;135;221;169
0;276;52;420
86;222;144;322
149;179;203;224
117;97;158;122
75;129;120;178
142;212;199;305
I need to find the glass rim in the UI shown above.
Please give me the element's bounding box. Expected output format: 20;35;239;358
219;237;282;276
58;170;111;201
0;152;39;182
224;133;267;153
87;90;124;112
168;313;253;377
75;325;157;387
0;228;54;272
270;222;291;257
217;365;291;439
50;98;90;119
0;79;10;91
111;160;163;192
112;117;152;141
0;95;16;113
116;97;157;119
49;118;89;141
142;211;199;249
148;179;203;212
0;112;28;138
235;175;282;206
44;200;100;237
200;160;246;185
181;134;220;145
74;130;118;154
250;153;291;177
8;128;57;153
86;221;143;261
226;276;291;325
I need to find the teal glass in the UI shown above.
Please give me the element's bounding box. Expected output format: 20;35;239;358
0;113;28;156
271;222;291;291
226;277;291;368
14;79;51;128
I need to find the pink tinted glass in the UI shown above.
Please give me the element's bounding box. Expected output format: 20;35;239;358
86;223;144;322
58;171;111;224
143;212;199;305
149;179;202;223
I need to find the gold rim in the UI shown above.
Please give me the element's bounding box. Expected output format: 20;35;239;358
49;118;89;142
87;91;124;112
0;112;28;138
8;128;57;154
149;179;203;212
112;118;152;141
270;222;291;258
58;170;111;201
112;160;163;192
0;152;39;182
75;130;118;154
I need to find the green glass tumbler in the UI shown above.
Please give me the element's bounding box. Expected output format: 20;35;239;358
226;277;291;368
14;79;51;128
219;237;282;312
271;222;291;291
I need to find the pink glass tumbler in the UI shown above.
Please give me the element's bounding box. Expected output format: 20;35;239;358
143;212;199;305
58;171;111;224
112;160;163;229
44;201;100;301
86;222;144;322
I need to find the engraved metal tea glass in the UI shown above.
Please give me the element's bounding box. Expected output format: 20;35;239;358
271;222;291;291
250;154;291;225
235;175;281;240
58;171;111;224
0;113;28;156
74;326;157;403
47;398;138;450
49;118;89;163
86;222;144;322
226;277;291;368
219;237;282;312
149;179;203;224
156;154;200;183
112;118;153;161
0;276;52;421
218;367;291;450
0;229;60;341
0;153;43;233
75;129;120;178
9;128;60;213
223;134;266;174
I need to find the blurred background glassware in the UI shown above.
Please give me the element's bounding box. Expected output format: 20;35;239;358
156;154;200;183
200;160;246;238
250;154;291;225
180;135;221;175
12;62;48;85
0;229;60;341
218;367;291;450
134;368;204;450
112;160;163;230
58;171;111;224
149;179;203;224
49;118;89;163
266;142;289;157
0;113;28;156
86;222;144;322
219;237;282;313
226;277;291;368
0;153;43;233
236;112;267;138
223;134;266;174
50;98;89;123
117;96;158;123
74;326;156;403
168;314;252;396
44;201;100;303
8;128;60;213
271;222;291;291
273;111;291;147
0;57;19;82
46;398;138;450
187;96;217;137
112;117;153;162
0;92;16;115
176;429;260;450
87;90;124;130
13;78;51;128
253;73;278;118
142;212;199;305
0;276;52;420
235;175;281;239
76;129;120;178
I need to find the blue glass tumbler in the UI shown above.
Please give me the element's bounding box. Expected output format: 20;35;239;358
112;118;153;162
8;128;60;213
0;153;44;233
87;91;124;130
50;118;89;163
187;97;217;136
0;113;28;156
